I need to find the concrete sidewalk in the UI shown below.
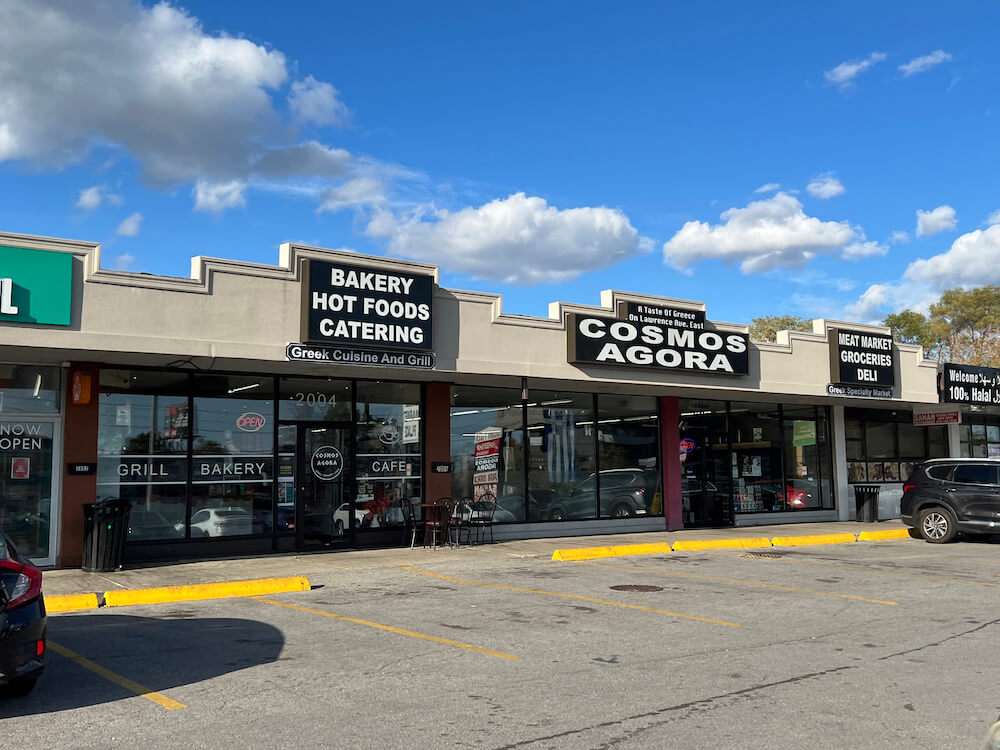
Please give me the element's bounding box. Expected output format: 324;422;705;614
41;520;911;598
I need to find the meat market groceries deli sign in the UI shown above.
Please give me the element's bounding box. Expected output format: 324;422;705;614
567;302;750;375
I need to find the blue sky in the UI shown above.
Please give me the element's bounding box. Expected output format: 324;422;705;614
1;1;997;326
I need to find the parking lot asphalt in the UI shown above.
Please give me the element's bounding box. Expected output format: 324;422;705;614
42;520;912;599
6;523;999;749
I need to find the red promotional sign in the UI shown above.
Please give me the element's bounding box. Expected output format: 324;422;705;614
473;429;503;499
11;457;29;479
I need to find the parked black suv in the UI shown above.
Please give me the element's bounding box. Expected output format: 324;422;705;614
900;459;1000;543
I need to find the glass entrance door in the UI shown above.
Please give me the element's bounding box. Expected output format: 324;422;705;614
0;419;59;565
289;424;353;549
678;402;734;528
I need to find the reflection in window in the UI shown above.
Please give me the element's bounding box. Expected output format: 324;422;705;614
0;421;54;559
355;381;421;529
0;364;60;414
596;395;659;519
190;375;274;537
97;370;189;540
526;391;595;521
450;386;525;521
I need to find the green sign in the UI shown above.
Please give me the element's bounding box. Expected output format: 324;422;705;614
792;420;816;447
0;246;73;326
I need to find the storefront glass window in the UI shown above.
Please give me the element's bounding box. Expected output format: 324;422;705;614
595;395;659;519
0;364;60;414
845;409;942;483
729;402;783;512
449;386;526;520
526;391;595;521
355;381;421;529
191;375;274;537
279;377;352;421
782;406;832;510
97;370;190;540
0;420;55;559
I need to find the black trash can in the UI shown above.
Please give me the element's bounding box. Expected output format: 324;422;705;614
853;484;880;523
82;500;131;572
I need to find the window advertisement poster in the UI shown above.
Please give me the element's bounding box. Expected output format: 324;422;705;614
301;259;434;351
473;428;503;500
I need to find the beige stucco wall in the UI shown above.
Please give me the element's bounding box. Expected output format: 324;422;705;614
0;231;940;409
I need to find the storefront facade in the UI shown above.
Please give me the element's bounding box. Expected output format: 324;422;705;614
0;231;962;566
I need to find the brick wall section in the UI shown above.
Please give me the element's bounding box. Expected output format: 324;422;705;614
423;382;452;502
59;363;100;567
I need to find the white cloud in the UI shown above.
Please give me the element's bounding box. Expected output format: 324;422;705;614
986;209;1000;226
366;193;652;285
662;192;860;274
113;252;136;271
806;173;845;199
0;0;356;208
841;241;888;260
846;224;1000;320
319;177;387;212
898;50;952;77
754;183;781;194
288;76;349;126
916;204;957;237
194;180;247;213
824;51;887;89
76;186;103;209
115;212;142;237
889;230;910;244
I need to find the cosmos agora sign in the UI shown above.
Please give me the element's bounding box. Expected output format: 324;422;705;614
567;301;750;375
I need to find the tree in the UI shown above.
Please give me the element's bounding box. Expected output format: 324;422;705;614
882;286;1000;366
749;315;812;343
883;310;937;354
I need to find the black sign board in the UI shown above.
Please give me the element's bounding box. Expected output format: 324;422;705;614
567;309;750;375
620;301;706;330
431;461;452;474
302;259;434;351
67;462;97;475
828;328;895;387
286;343;435;369
941;363;1000;405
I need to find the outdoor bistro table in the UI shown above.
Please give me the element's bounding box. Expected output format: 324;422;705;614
413;501;452;549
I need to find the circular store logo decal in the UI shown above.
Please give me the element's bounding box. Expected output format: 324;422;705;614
311;445;344;481
679;438;696;454
236;412;266;432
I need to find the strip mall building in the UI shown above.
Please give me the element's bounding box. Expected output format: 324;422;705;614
1;230;994;568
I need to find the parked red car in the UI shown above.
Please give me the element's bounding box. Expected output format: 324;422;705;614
0;528;46;698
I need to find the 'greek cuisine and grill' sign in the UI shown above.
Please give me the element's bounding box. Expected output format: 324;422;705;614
568;301;750;375
302;259;434;350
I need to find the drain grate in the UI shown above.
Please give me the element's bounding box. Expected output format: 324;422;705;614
740;552;784;559
609;584;664;592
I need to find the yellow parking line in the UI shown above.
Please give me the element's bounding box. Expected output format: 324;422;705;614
48;641;185;710
574;560;899;606
399;566;740;628
253;597;519;661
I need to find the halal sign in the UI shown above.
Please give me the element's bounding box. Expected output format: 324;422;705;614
236;412;266;432
311;445;344;481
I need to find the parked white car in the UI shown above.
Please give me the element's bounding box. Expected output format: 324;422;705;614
333;503;367;535
182;507;253;537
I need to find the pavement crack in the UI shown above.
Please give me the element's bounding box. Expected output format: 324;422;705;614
876;616;1000;661
488;664;858;750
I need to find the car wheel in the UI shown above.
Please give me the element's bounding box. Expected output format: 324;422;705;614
334;520;345;536
549;508;565;521
0;676;38;698
918;507;957;543
611;502;634;519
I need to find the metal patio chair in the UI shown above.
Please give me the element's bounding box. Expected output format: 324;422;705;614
468;493;498;544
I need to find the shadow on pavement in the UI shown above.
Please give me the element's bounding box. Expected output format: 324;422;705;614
0;613;284;716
